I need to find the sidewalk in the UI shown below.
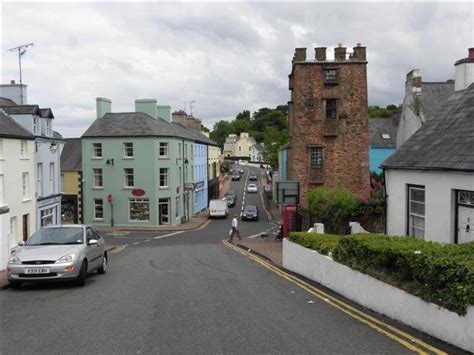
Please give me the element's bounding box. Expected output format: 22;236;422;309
236;237;283;267
96;211;210;233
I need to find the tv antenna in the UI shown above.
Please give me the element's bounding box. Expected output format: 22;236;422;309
8;43;34;104
189;100;195;116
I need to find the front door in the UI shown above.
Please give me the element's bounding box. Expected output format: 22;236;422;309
458;205;474;244
22;214;29;241
159;198;170;225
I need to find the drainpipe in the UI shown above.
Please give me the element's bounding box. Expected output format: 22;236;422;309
182;139;187;223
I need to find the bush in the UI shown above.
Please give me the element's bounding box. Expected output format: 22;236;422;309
306;187;361;234
289;232;341;256
333;235;474;315
289;232;474;315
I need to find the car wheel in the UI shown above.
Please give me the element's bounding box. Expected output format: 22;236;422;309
97;253;107;274
9;281;22;289
74;260;87;287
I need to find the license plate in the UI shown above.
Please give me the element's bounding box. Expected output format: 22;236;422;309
25;267;50;274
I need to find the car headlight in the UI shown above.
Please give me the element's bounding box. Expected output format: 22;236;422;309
8;255;21;265
55;254;76;263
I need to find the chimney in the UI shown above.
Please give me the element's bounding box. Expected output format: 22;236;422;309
0;82;28;104
293;48;307;62
315;47;327;61
334;43;346;61
96;97;112;119
406;70;422;95
454;47;474;91
135;99;157;119
156;105;171;122
353;43;366;61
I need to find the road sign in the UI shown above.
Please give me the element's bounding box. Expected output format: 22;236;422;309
275;181;300;205
107;194;113;204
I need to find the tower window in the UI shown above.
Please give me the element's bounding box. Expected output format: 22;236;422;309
324;69;338;84
326;99;338;119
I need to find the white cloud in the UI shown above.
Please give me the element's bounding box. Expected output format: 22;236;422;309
1;2;472;137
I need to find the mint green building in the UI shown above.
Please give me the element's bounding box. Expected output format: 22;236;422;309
81;98;214;227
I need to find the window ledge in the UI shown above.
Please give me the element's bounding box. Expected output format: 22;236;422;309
93;219;104;222
159;187;170;190
92;187;104;190
123;187;134;190
158;157;170;160
123;157;134;160
22;198;32;203
20;157;30;160
91;158;103;160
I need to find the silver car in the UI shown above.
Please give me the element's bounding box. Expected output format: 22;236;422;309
7;225;107;288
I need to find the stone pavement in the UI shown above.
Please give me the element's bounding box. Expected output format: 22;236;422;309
237;236;283;267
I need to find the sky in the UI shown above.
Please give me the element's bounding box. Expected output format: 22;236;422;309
1;1;473;137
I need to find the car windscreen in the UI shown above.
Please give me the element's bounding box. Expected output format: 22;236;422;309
26;227;84;245
244;206;257;212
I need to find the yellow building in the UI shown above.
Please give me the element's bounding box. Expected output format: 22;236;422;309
60;138;82;223
223;132;256;158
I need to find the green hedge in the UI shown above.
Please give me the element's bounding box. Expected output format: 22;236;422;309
289;232;341;256
290;232;474;315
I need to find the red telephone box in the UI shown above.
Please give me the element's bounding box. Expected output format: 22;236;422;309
283;204;298;238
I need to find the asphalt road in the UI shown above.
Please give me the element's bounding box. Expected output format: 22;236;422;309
0;166;464;354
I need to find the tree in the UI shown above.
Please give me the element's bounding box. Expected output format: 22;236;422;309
232;116;252;135
263;126;288;168
235;110;251;120
201;124;210;133
251;110;287;132
210;120;233;146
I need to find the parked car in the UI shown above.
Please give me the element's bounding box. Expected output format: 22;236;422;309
231;172;241;181
247;183;258;193
242;205;258;221
209;199;229;218
249;173;258;181
7;225;107;288
224;191;237;207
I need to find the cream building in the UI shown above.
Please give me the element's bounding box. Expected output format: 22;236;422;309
0;109;36;270
223;132;256;159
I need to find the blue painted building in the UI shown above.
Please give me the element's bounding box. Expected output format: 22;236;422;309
278;144;289;181
192;142;208;215
369;116;398;174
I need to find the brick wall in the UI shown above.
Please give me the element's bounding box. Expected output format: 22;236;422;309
287;45;369;195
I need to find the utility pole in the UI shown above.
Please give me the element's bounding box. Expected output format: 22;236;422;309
8;43;34;104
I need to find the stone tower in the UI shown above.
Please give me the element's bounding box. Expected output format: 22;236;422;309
287;43;369;194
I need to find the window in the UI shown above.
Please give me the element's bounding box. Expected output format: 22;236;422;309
179;167;182;186
159;168;169;188
458;190;474;206
93;168;103;188
46;120;52;137
37;163;43;197
159;142;169;158
408;185;425;239
310;147;323;167
93;143;102;158
124;142;134;158
129;198;150;221
33;118;38;135
178;143;182;158
49;162;55;194
22;172;29;199
324;69;338;83
20;140;27;158
326;99;337;119
124;168;134;188
40;207;54;226
94;199;104;219
176;196;180;218
60;174;64;193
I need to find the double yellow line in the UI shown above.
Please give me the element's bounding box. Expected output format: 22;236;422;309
222;240;447;355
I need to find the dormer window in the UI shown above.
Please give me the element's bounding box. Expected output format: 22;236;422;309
324;69;338;84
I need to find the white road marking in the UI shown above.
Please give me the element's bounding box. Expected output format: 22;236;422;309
106;231;130;236
153;231;185;240
144;239;151;242
133;242;140;245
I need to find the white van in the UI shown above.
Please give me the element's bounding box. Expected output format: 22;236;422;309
209;199;229;218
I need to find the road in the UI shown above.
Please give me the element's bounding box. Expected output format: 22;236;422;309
0;166;464;354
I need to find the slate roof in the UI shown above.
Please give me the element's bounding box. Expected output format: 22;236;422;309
369;114;399;148
61;138;82;172
419;81;454;122
53;131;64;140
82;112;218;146
0;111;34;140
382;84;474;172
0;104;55;118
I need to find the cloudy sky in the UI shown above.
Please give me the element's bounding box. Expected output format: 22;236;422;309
1;2;472;137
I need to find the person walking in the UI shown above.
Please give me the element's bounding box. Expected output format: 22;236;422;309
229;214;242;242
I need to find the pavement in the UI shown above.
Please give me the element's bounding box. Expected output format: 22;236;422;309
236;236;283;267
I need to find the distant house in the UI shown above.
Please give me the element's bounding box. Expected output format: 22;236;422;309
368;114;398;174
223;132;256;159
382;49;474;245
397;71;454;148
249;143;264;163
61;138;82;224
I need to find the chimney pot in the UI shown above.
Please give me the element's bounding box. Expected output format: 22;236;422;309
293;48;307;62
353;44;367;61
135;99;158;119
469;47;474;58
334;45;347;61
315;47;327;61
10;80;15;85
96;97;112;119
